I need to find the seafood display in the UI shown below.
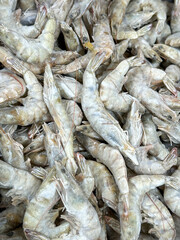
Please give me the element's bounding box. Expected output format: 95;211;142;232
0;0;180;240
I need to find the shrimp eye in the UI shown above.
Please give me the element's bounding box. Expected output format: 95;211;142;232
167;115;172;121
83;37;88;42
61;168;66;173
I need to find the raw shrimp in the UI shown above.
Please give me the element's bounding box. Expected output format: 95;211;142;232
43;64;77;175
60;22;84;54
0;15;56;64
127;0;167;34
100;56;145;114
171;0;180;33
153;44;180;67
111;40;129;63
108;0;130;37
0;58;50;126
75;132;129;217
125;65;177;122
152;117;180;144
0;160;41;205
142;191;176;240
0;70;26;104
120;175;180;240
23;167;70;239
0;127;28;170
72;18;90;45
43;123;66;167
142;114;169;160
76;123;103;141
55;74;82;103
165;32;180;48
50;50;80;66
86;160;118;212
164;165;180;217
66;0;93;23
75;153;94;199
126;147;177;175
24;133;44;154
55;161;101;240
81;52;138;165
0;204;25;233
123;101;143;147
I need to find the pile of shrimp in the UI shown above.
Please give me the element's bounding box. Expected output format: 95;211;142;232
1;0;180;239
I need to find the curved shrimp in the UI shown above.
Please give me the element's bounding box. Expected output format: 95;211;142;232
0;127;28;170
75;131;129;217
0;15;56;64
55;161;101;240
0;160;41;205
81;52;138;165
125;65;177;122
43;64;77;175
0;70;26;104
120;175;180;240
142;191;176;240
23;167;70;239
0;57;49;126
100;56;145;114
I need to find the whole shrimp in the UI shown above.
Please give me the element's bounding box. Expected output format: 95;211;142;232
100;56;145;114
55;161;101;240
142;114;169;160
120;175;180;240
0;127;28;170
75;131;129;217
123;101;143;147
23;167;70;239
0;70;26;104
81;52;138;165
125;65;177;122
164;165;180;218
108;0;130;37
0;160;41;205
126;147;177;175
0;57;50;126
127;0;167;35
0;14;56;64
43;64;77;175
142;191;176;240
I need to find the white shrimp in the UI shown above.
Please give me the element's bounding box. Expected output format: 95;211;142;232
81;52;138;165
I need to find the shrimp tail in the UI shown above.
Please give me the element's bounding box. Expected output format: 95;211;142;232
87;51;106;72
162;148;177;171
165;176;180;190
31;167;48;180
137;24;152;37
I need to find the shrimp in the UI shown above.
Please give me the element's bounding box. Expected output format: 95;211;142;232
152;117;180;144
75;131;129;217
164;165;180;218
72;18;90;46
55;161;101;240
26;151;48;167
165;32;180;48
100;56;145;114
60;22;84;54
43;123;66;167
0;57;50;126
86;160;118;212
24;133;44;154
142;191;176;240
120;175;180;240
171;0;180;33
123;101;143;147
127;0;167;34
111;40;129;63
23;167;70;239
76;123;103;141
153;44;180;67
108;0;130;37
81;52;138;165
0;127;28;170
0;204;25;233
75;153;94;199
0;15;56;64
0;70;26;104
142;114;169;160
125;65;178;122
0;160;41;205
43;64;77;175
55;74;82;103
66;0;93;24
126;147;177;175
